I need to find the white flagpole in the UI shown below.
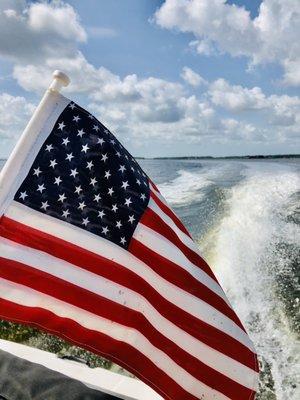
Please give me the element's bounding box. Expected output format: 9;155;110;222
0;71;71;217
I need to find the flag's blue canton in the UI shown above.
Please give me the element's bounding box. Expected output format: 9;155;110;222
15;102;150;249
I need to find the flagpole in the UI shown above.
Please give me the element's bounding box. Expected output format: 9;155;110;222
0;71;71;216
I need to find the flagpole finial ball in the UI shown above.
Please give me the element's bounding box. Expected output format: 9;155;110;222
52;70;70;87
49;70;70;93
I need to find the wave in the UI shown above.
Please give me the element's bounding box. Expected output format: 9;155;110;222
158;161;245;207
199;162;300;400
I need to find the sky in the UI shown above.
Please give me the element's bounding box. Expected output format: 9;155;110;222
0;0;299;158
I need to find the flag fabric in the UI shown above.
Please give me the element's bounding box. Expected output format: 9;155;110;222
0;93;259;400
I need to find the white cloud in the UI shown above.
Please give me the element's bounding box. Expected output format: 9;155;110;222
9;55;300;148
0;0;86;62
181;66;207;86
155;0;300;86
209;79;268;111
208;78;300;129
0;0;299;154
0;93;35;140
12;52;116;93
189;39;215;56
282;59;300;87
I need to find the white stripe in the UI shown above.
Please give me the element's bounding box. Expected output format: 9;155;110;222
150;184;175;210
148;196;212;265
0;277;230;400
139;200;228;303
149;186;215;264
149;182;161;196
0;237;258;390
133;223;252;348
5;201;255;353
134;221;225;299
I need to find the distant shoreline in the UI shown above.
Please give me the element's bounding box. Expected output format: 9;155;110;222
137;154;300;160
1;154;299;162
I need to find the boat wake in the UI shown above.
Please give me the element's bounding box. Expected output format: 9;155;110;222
158;160;299;400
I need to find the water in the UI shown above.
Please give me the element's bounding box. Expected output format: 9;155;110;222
140;158;300;400
1;157;299;398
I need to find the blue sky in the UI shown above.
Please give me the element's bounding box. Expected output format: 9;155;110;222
0;0;299;157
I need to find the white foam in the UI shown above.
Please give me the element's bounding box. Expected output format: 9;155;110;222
157;162;240;206
200;161;300;399
158;169;211;205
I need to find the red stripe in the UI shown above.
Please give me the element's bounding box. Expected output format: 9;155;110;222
150;190;191;238
139;208;245;331
0;257;256;399
0;216;257;370
142;207;218;282
130;234;245;332
0;298;199;400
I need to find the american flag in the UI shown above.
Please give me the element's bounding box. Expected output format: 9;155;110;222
0;96;259;400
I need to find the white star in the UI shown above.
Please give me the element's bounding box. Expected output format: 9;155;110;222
37;184;46;193
140;193;146;201
82;217;90;226
128;215;135;224
108;187;114;196
102;226;109;235
69;103;75;110
81;144;90;153
86;161;94;170
98;210;105;219
124;197;132;207
62;137;70;146
94;194;101;202
120;237;126;245
90;177;97;186
45;144;53;152
54;176;62;186
78;201;86;210
77;129;85;138
66;153;74;162
119;165;126;173
74;185;82;194
97;138;105;145
33;167;42;177
115;151;121;157
88;113;94;119
19;191;28;200
125;155;129;160
104;170;111;179
131;167;135;172
110;139;116;145
58;193;67;203
104;129;110;134
93;125;99;132
73;115;80;122
62;209;70;218
116;220;122;229
58;121;66;130
49;159;57;168
70;168;78;178
112;204;118;212
121;181;129;190
41;201;49;210
101;153;108;162
136;179;141;185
